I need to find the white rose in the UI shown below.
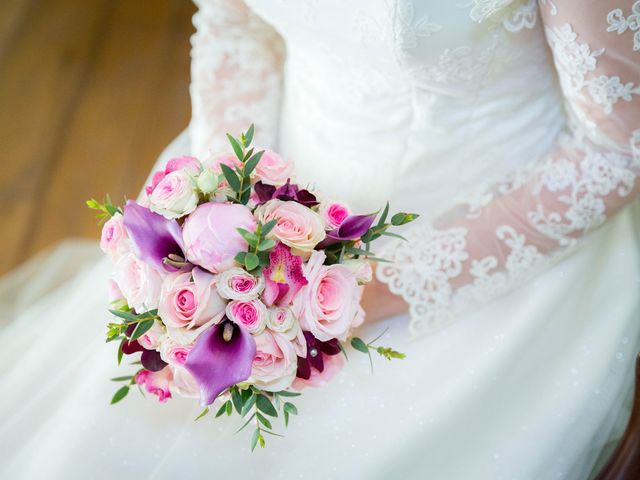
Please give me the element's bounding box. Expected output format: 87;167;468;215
148;170;199;219
113;253;162;313
267;307;299;340
216;267;265;301
343;259;373;284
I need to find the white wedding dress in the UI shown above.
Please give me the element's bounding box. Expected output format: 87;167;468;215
1;1;639;479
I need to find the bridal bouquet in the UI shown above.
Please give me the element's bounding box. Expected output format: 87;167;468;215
89;125;416;450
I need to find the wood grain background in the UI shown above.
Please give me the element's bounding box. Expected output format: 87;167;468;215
0;0;196;275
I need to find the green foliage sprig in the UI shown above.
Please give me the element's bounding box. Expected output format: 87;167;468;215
350;328;406;372
219;124;264;205
195;385;301;451
86;195;123;224
234;220;277;273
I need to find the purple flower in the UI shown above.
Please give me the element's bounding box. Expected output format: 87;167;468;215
317;214;376;248
123;200;187;273
262;243;308;307
296;331;341;380
254;180;319;208
184;319;257;406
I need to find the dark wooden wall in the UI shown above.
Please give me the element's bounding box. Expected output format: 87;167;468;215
0;0;196;274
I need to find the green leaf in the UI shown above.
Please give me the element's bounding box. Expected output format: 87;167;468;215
344;246;374;257
284;410;289;428
240;394;257;417
260;219;278;237
256;394;278;417
225;399;233;416
375;346;407;360
250;428;261;452
195;406;210;421
109;309;138;321
283;402;298;416
244;124;254;147
381;231;408;241
245;252;260;271
227;133;244;160
110;376;132;382
215;402;227;418
256;412;272;429
243;147;255;162
350;337;369;354
111;385;129;404
391;212;419;226
237;228;259;246
257;238;276;252
130;319;155;341
235;252;247;265
117;338;125;365
231;388;244;414
236;412;256;433
220;163;241;192
276;390;301;397
244;150;264;176
377;202;390;228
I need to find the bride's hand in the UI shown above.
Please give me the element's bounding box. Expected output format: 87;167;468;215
361;267;408;323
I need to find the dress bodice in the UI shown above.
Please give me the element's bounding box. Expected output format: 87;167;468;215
245;0;565;216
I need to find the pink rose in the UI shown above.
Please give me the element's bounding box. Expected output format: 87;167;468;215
205;152;242;173
292;352;345;390
148;170;199;219
293;250;361;341
216;267;264;301
146;156;201;195
159;336;193;367
255;149;293;186
113;253;162;313
320;202;350;229
137;321;163;350
255;200;325;256
100;214;129;257
135;366;173;403
107;278;124;303
158;267;226;330
183;203;257;273
251;330;297;392
226;299;268;335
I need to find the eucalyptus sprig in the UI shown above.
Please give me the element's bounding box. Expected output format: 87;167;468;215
106;308;161;365
86;195;123;224
350;328;406;372
234;219;277;273
219;124;265;205
109;371;142;405
195;385;301;451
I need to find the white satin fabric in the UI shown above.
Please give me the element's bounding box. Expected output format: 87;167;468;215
2;1;640;479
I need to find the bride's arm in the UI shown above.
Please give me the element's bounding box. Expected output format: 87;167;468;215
375;0;640;335
189;0;284;157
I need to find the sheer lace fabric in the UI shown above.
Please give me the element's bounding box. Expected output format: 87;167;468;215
377;0;640;335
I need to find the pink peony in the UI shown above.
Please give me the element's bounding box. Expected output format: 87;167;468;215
293;250;361;342
182;203;257;273
255;149;293;186
226;299;268;335
292;352;345;390
135;366;173;403
158;267;226;330
100;213;130;257
216;267;264;301
145;156;201;195
113;253;162;313
255;200;325;256
320;202;350;229
251;330;297;392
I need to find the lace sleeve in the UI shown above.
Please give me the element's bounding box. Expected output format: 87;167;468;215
377;0;640;336
190;0;284;157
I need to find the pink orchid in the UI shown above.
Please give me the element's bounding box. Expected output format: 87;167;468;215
262;243;308;307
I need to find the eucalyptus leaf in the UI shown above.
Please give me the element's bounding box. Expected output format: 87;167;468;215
109;309;138;321
276;391;301;397
244;124;254;146
130;319;155;341
117;338;125;365
350;337;369;354
215;403;227;418
381;231;408;241
231;388;244;414
195;406;210;421
256;394;278;417
226;134;244;161
250;428;260;452
220;163;241;192
245;253;260;271
261;219;278;237
240;394;257;417
256;412;272;429
110;376;132;382
257;238;276;251
377;202;390;228
244;150;264;176
391;212;419;226
111;385;129;404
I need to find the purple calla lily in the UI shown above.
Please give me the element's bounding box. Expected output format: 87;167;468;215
184;320;257;406
317;214;376;248
123;200;187;273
